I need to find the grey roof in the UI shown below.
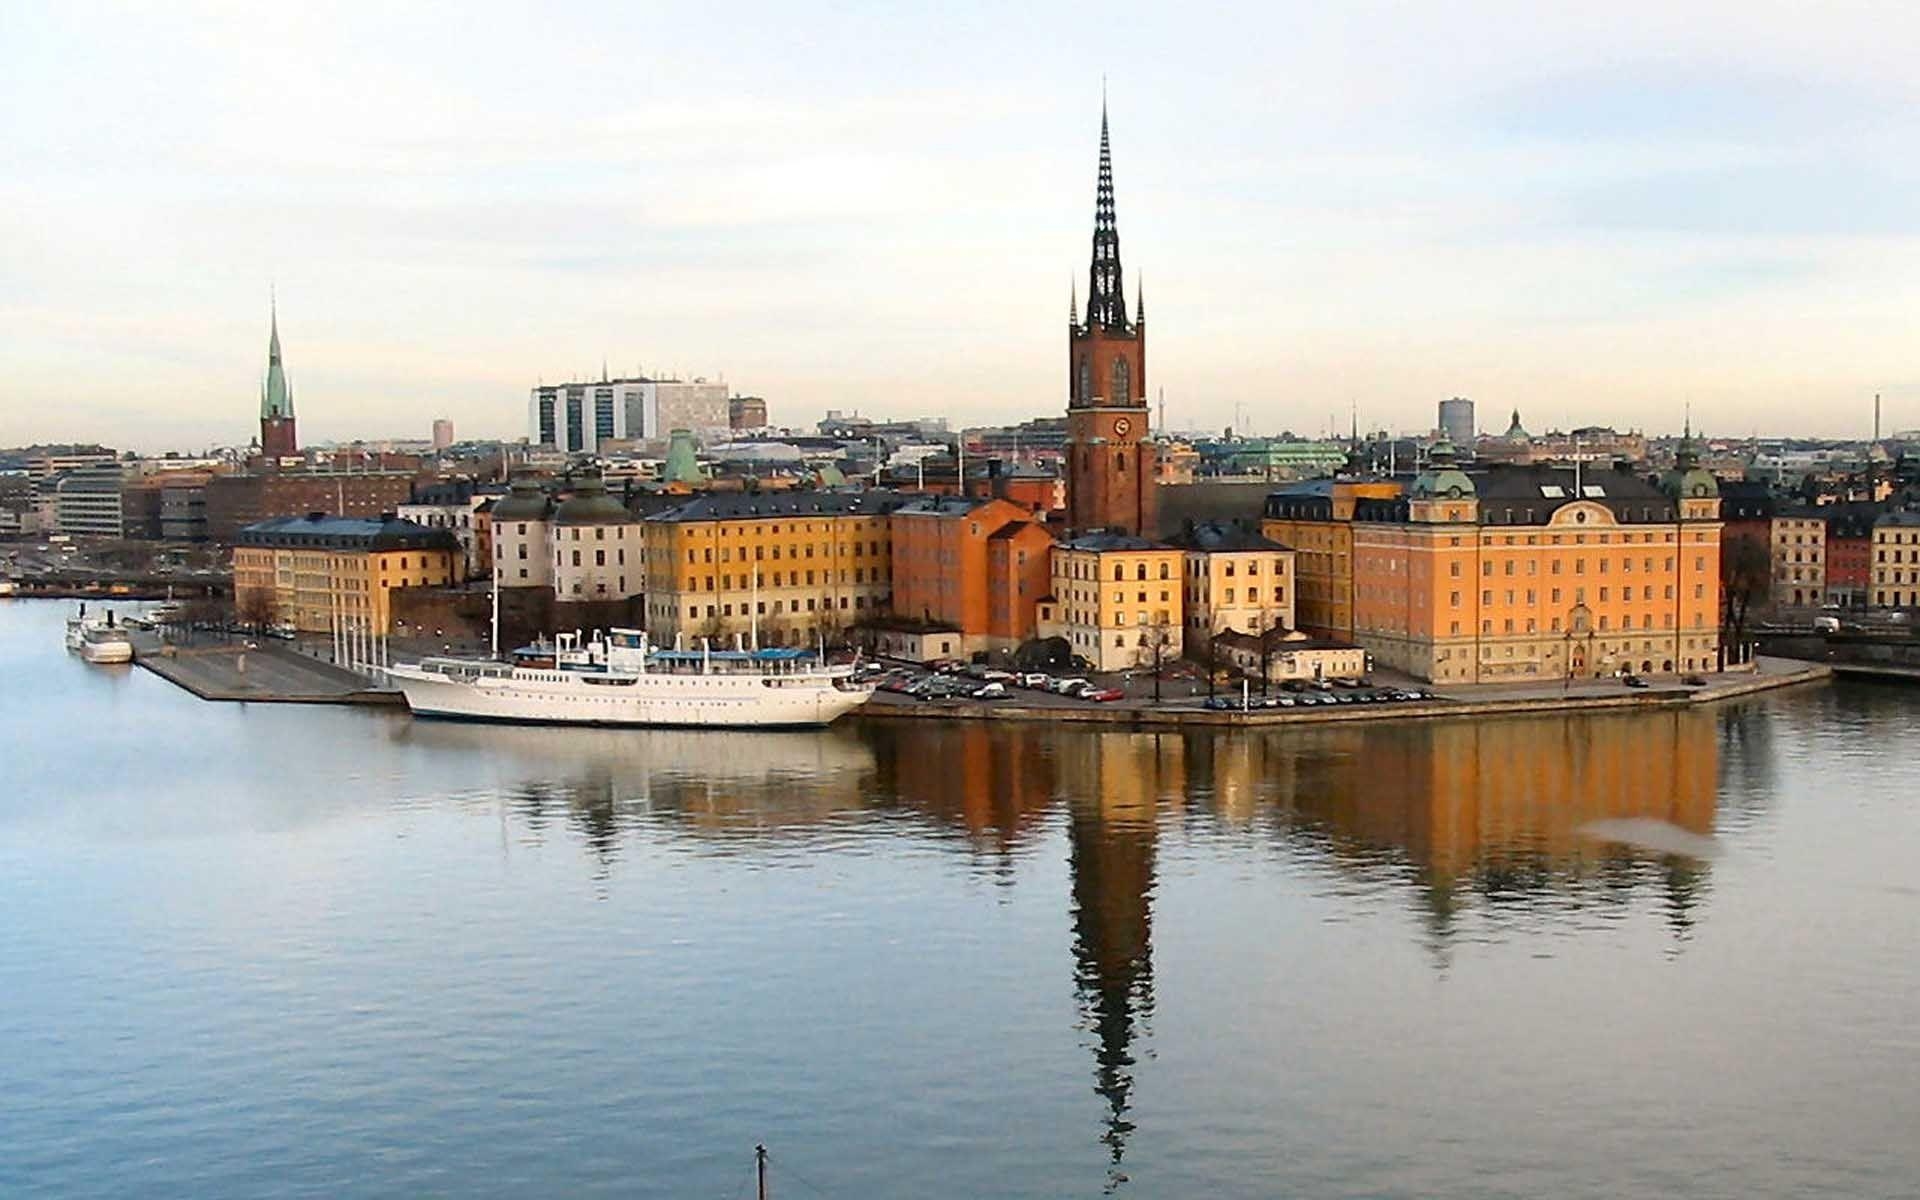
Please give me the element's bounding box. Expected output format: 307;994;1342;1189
236;513;460;552
1163;520;1287;553
647;489;911;523
1875;510;1920;528
552;474;631;525
1057;533;1167;552
893;494;992;517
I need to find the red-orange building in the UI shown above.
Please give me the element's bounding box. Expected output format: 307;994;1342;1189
888;496;1055;658
1065;104;1156;536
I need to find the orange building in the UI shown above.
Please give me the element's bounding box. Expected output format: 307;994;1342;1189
1334;442;1723;683
1259;477;1401;639
889;495;1055;657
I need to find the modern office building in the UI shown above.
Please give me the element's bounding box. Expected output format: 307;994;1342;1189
529;377;730;453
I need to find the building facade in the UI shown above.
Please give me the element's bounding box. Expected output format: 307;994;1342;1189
1824;502;1879;607
530;377;731;454
52;465;128;538
888;495;1055;657
203;472;418;543
1212;629;1366;683
1870;511;1920;608
232;514;459;634
1770;508;1827;609
1165;521;1295;644
642;491;907;649
1339;447;1723;683
728;396;769;431
1438;397;1475;446
1036;534;1184;672
1260;478;1402;640
397;480;496;581
548;472;644;603
1065;106;1156;536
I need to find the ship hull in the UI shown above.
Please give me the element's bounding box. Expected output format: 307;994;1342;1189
389;666;870;729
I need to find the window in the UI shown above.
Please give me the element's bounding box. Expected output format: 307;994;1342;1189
1111;356;1131;402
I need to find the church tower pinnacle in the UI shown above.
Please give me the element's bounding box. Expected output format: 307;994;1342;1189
258;295;299;460
1065;99;1156;536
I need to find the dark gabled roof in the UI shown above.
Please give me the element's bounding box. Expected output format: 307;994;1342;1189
1471;464;1676;525
1875;509;1920;528
1826;502;1885;539
1057;532;1168;552
647;488;910;523
236;514;460;552
1163;520;1287;553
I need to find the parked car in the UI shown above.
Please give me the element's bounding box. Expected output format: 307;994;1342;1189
1086;687;1125;703
970;682;1009;700
1204;695;1238;711
1017;673;1052;689
1622;674;1649;689
1682;674;1708;686
1281;679;1307;693
1051;677;1091;696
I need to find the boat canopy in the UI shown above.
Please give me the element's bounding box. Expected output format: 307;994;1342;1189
650;647;813;663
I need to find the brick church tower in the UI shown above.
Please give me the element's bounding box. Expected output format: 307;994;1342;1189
1066;103;1156;536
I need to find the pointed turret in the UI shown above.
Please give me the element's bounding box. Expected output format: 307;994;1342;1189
257;295;299;459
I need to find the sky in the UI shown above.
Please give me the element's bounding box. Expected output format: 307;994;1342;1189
4;1;1919;452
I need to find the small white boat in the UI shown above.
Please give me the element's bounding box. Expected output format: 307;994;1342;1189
65;608;135;664
0;579;18;597
387;628;873;729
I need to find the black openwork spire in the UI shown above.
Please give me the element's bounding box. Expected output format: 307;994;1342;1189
1086;102;1130;331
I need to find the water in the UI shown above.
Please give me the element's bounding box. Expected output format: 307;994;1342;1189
4;599;1918;1198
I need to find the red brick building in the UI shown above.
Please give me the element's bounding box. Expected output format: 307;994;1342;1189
1065;104;1156;536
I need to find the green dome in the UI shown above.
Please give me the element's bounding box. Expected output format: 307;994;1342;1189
552;471;630;525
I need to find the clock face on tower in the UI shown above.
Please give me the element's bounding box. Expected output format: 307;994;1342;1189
1112;416;1132;438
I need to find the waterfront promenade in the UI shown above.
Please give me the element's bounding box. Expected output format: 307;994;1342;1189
131;631;400;705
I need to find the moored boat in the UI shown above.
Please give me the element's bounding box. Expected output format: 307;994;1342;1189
65;607;135;664
386;628;873;729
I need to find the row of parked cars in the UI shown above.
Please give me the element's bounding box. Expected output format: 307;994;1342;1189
1203;680;1434;711
870;660;1126;704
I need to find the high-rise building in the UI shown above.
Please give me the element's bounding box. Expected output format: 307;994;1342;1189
1437;397;1474;447
1066;103;1156;536
529;376;730;454
431;418;455;450
259;302;298;459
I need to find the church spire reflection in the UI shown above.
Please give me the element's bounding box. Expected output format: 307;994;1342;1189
1063;733;1179;1186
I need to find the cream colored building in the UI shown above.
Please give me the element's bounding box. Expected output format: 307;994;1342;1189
1036;534;1184;673
1166;521;1295;645
232;514;460;634
1870;511;1920;608
1213;629;1367;682
547;472;644;601
1770;509;1826;609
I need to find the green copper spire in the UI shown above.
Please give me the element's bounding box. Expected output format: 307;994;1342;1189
260;297;293;421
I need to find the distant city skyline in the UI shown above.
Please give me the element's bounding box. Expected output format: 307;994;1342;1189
5;3;1920;450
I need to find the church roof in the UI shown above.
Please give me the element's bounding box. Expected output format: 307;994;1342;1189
260;300;293;421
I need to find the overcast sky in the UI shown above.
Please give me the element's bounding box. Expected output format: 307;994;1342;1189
4;1;1919;451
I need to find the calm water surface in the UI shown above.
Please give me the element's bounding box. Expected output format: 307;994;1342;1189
4;600;1919;1198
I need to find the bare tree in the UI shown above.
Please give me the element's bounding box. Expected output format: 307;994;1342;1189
1721;537;1771;654
236;589;278;635
1136;620;1175;703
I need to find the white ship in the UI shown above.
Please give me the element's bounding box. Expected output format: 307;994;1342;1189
65;608;135;664
387;629;874;729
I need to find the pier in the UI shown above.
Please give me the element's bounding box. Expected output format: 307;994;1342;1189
131;631;401;705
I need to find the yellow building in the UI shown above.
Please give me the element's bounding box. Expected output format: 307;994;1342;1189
1260;478;1400;639
1270;442;1722;684
642;491;906;648
1870;511;1920;608
232;513;460;634
1036;534;1184;672
1166;520;1295;643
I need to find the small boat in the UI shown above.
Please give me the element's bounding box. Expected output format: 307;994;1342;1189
386;628;873;729
65;606;135;664
0;578;18;597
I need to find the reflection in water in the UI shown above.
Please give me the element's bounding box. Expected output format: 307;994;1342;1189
388;709;1724;1182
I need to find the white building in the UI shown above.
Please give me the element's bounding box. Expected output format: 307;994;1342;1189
54;465;129;538
396;481;495;581
529;377;731;454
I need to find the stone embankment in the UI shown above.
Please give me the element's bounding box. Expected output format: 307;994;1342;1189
861;661;1830;730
